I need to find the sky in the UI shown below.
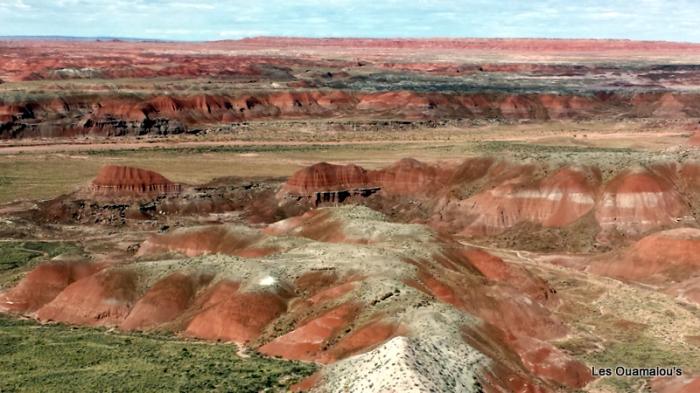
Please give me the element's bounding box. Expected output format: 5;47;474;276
0;0;698;42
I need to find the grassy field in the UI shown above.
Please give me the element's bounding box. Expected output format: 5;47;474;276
0;142;463;203
0;136;649;204
0;315;316;393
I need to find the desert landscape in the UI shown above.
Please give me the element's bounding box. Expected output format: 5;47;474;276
1;37;700;393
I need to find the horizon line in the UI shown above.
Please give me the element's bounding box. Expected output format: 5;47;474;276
1;34;700;45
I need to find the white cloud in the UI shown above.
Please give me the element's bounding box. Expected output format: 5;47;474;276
0;0;31;9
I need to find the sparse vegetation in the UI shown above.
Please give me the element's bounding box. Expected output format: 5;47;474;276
0;315;316;393
473;140;634;154
582;336;694;393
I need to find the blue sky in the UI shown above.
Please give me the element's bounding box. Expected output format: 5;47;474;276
0;0;698;42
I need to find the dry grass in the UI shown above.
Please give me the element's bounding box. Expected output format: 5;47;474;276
0;118;696;204
0;143;458;203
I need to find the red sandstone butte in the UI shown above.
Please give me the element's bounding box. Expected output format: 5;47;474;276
90;165;181;194
279;162;377;197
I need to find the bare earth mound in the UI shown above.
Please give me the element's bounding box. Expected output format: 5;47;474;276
0;205;591;392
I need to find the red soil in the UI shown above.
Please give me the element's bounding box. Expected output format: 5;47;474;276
0;261;102;313
138;225;276;258
292;271;361;306
368;157;452;196
265;210;348;243
463;325;554;393
480;369;552;393
690;131;700;146
512;335;593;389
259;302;360;362
36;269;138;326
319;320;401;363
453;166;599;236
651;376;700;393
666;278;700;305
290;372;322;393
306;281;358;306
91;165;180;194
184;281;287;343
120;273;211;331
463;248;557;304
463;322;592;392
588;228;700;304
416;270;566;341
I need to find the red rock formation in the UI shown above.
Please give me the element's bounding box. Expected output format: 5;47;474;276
293;271;361;306
588;228;700;293
265;209;350;243
236;37;700;53
282;162;375;195
184;281;287;343
278;162;379;205
0;261;102;313
450;166;599;236
368;158;451;195
415;269;566;341
279;158;700;239
306;281;358;305
5;90;700;139
511;335;593;389
91;165;181;195
463;248;557;304
463;324;574;392
595;168;689;236
138;225;276;258
36;269;138;326
318;320;401;363
259;302;360;362
120;273;211;331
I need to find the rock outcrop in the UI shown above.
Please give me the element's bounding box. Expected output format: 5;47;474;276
5;91;700;138
279;158;700;242
278;162;380;205
90;165;181;195
0;205;586;391
595;167;690;236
